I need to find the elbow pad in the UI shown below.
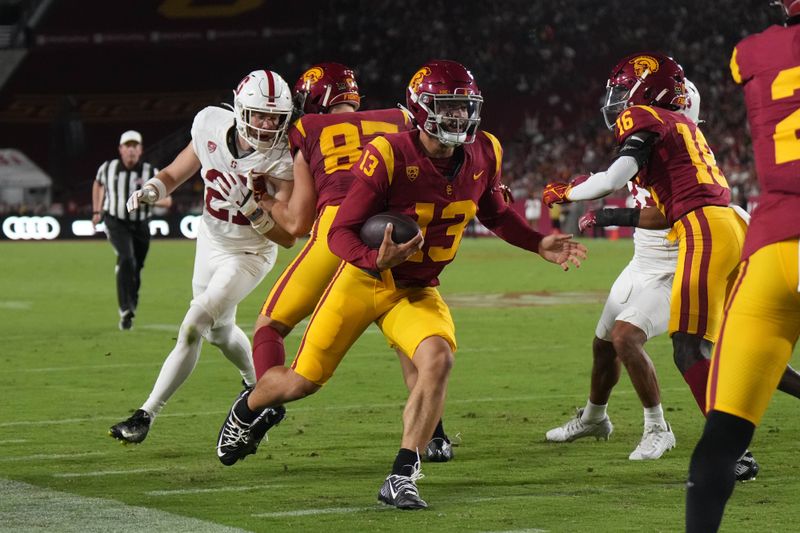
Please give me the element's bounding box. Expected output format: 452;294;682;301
614;131;657;168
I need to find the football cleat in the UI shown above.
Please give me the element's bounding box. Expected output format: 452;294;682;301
628;422;676;460
119;311;134;331
109;409;151;444
378;460;427;510
216;390;285;466
545;408;613;443
424;437;454;463
735;450;760;482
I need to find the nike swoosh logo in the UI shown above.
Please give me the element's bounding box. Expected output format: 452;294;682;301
473;170;484;180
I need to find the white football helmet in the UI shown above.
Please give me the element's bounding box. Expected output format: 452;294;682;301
233;70;293;153
682;78;701;124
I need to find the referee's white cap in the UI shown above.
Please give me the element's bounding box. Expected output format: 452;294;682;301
119;130;143;145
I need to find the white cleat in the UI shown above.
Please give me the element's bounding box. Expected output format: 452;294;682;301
628;422;676;460
545;408;613;443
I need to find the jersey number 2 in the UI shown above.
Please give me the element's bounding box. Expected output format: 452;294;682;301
772;66;800;165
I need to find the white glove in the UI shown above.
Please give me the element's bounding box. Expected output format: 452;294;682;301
215;172;259;216
126;177;165;212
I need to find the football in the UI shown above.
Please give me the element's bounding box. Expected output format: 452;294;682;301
359;212;421;249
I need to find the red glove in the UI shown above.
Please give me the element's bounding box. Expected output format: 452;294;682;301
578;210;597;233
542;182;571;208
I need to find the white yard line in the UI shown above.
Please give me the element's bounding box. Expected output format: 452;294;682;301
0;387;691;428
0;451;106;462
146;485;281;496
0;478;250;533
53;467;168;478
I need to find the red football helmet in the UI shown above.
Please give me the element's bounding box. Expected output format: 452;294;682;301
294;63;360;114
406;59;483;146
601;52;687;129
776;0;800;18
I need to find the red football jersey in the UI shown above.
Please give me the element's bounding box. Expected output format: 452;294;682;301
287;109;412;212
614;105;730;225
731;23;800;259
328;129;542;286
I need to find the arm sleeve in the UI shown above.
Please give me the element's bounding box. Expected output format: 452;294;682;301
327;143;390;269
566;155;640;201
477;181;543;253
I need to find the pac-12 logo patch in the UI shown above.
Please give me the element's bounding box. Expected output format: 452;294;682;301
406;166;419;181
207;141;217;154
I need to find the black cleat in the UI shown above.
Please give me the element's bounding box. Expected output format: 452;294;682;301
216;390;285;466
378;471;428;510
424;437;454;462
735;450;760;482
109;409;151;444
119;311;134;331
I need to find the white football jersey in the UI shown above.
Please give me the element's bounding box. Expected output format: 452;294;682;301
627;181;678;274
191;106;293;254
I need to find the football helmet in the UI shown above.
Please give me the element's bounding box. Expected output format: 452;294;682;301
601;52;687;130
233;70;293;152
406;59;483;146
294;63;361;114
682;78;701;124
775;0;800;18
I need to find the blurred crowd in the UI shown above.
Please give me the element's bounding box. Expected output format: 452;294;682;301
1;0;778;218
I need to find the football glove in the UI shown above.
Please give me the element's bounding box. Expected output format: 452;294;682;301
578;210;597;233
542;182;571;208
126;178;166;212
215;172;259;217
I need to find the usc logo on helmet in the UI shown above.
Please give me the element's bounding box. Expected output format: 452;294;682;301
301;67;325;86
629;55;660;77
409;67;431;93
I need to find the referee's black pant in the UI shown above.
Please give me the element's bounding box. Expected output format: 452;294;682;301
103;216;150;317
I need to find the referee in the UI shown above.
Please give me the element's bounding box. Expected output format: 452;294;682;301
92;130;172;330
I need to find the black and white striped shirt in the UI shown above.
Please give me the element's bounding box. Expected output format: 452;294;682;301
95;159;159;222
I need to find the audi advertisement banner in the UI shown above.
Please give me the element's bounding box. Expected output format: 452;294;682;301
0;214;202;241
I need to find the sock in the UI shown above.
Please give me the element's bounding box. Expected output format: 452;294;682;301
233;391;259;424
686;411;755;533
391;448;418;477
253;326;286;380
581;400;607;423
683;358;711;415
644;404;666;428
431;419;447;441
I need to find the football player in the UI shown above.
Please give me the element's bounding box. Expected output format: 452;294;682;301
543;52;751;442
109;70;295;444
216;60;586;509
237;62;456;462
687;2;800;530
542;80;690;461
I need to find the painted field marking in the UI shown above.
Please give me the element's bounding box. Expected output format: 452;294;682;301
0;451;106;462
54;467;167;478
146;485;281;496
0;477;249;533
0;386;691;428
0;439;28;444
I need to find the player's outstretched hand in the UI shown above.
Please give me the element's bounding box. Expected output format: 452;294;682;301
376;223;424;271
538;232;587;271
578;210;597;233
542;182;571;208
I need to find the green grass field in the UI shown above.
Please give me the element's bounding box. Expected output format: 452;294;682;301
1;237;799;532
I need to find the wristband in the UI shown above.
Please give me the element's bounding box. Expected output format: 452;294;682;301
143;177;167;201
594;208;641;228
250;209;275;235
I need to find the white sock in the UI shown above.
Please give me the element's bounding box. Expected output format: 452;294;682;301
644;404;667;428
581;400;607;423
141;305;212;416
206;322;257;387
